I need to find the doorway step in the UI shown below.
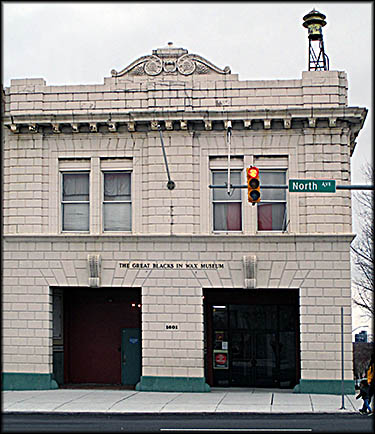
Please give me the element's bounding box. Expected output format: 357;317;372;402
60;383;135;390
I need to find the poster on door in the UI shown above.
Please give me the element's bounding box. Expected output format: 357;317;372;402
213;350;229;369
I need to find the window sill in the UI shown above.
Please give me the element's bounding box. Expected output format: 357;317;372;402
257;230;289;234
61;231;90;234
212;231;244;235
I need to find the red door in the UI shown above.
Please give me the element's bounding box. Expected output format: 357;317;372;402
64;288;141;385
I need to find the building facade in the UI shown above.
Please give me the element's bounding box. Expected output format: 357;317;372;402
2;44;367;393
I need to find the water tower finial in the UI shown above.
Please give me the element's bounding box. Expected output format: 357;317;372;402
302;9;329;71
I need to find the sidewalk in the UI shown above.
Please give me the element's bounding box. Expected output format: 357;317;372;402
2;388;361;414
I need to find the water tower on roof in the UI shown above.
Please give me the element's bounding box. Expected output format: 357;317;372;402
303;9;329;71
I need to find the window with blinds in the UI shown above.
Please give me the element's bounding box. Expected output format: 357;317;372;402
257;170;287;231
61;172;90;231
212;170;242;231
103;172;132;232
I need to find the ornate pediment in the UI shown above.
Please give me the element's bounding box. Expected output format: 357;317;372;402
111;43;231;78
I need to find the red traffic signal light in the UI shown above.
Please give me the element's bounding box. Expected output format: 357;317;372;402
247;167;260;204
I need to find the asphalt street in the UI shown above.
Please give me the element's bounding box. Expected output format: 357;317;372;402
2;413;373;433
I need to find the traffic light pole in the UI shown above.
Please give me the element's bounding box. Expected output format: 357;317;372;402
209;184;374;190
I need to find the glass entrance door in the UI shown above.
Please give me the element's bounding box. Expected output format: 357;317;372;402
252;331;277;387
211;303;298;388
229;304;278;386
230;330;254;386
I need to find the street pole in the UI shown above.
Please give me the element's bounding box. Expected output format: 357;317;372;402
340;306;346;410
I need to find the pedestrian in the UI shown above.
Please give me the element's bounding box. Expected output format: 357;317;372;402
367;354;374;410
356;379;372;414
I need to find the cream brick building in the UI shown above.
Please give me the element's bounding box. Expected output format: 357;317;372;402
2;44;367;393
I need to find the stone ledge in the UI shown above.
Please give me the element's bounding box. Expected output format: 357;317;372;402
2;233;356;242
3;107;367;135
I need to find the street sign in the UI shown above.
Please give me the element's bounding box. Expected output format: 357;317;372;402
289;179;336;193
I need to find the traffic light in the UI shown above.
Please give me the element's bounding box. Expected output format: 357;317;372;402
247;167;260;204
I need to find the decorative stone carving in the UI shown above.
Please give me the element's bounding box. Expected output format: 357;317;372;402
163;60;177;73
177;54;196;75
165;120;173;130
88;254;101;288
3;111;365;136
284;119;292;129
111;45;231;78
132;65;145;75
71;123;79;133
196;63;210;74
108;122;117;132
127;121;135;132
329;118;337;127
144;55;163;76
150;120;159;131
308;118;316;128
224;120;232;130
243;255;257;289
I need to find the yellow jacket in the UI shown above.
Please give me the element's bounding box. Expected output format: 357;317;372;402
368;363;374;384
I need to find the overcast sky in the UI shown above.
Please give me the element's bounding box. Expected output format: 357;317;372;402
3;2;372;180
2;1;373;332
